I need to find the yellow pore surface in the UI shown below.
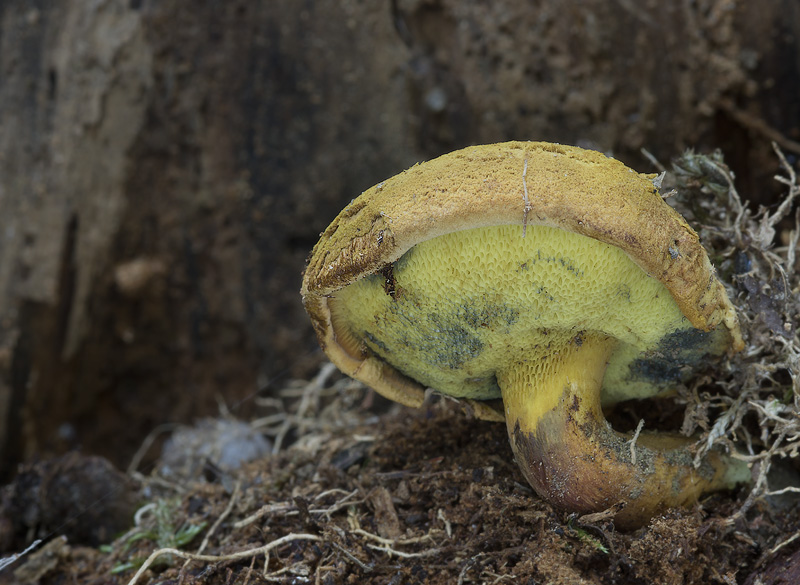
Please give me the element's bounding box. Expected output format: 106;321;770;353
331;224;696;405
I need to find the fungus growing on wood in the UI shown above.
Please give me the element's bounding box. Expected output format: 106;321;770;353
301;141;749;528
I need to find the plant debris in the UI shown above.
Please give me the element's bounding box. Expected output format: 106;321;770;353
668;145;800;522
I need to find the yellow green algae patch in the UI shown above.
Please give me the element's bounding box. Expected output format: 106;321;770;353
331;224;727;406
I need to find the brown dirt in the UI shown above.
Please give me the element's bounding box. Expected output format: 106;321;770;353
3;390;798;585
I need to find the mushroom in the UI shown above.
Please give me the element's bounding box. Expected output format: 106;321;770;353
301;141;749;528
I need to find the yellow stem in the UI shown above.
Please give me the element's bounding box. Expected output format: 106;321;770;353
499;332;746;529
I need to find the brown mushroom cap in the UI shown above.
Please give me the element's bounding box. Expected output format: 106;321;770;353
303;141;741;409
301;141;747;527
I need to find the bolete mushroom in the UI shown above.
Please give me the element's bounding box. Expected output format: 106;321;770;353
301;141;749;528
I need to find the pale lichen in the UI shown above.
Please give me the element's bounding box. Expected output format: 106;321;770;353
663;145;800;521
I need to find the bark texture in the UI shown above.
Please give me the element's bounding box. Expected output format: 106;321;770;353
0;0;797;475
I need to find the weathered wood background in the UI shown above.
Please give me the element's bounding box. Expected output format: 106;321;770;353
0;0;797;476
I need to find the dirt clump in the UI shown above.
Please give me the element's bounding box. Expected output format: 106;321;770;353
4;395;796;585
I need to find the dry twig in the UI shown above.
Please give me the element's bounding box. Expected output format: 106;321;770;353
126;533;322;585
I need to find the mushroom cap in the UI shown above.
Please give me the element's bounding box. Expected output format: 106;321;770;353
301;141;742;417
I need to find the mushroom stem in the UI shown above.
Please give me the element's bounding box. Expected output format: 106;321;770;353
499;332;747;529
